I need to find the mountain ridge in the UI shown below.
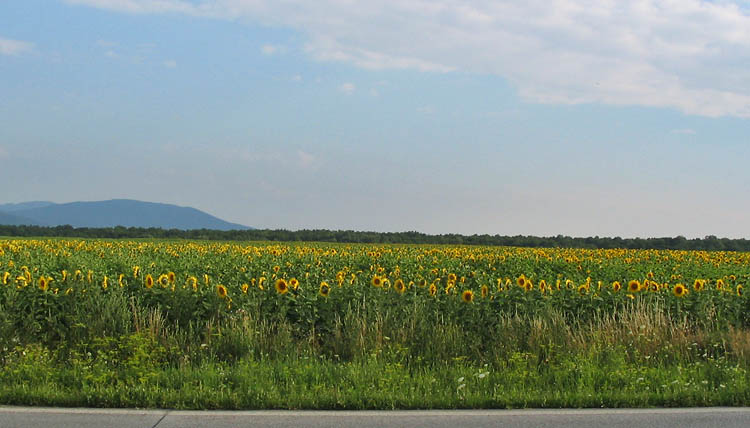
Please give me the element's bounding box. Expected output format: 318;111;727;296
0;199;251;231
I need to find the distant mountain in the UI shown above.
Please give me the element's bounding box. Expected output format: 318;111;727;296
0;201;55;212
0;211;41;226
0;199;251;231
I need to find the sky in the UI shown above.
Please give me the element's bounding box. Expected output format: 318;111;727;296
1;0;750;238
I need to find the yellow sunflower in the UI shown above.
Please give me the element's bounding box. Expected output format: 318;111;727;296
241;283;249;293
275;278;289;294
371;275;383;288
627;280;640;293
737;284;743;296
673;283;688;298
145;274;154;289
289;278;299;290
693;279;705;292
394;279;406;294
429;283;438;297
132;265;140;279
216;284;228;299
612;281;622;292
481;285;489;299
38;276;49;292
461;289;474;303
319;281;331;298
167;271;176;283
516;275;527;288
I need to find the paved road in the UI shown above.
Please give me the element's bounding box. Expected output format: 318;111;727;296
1;406;749;428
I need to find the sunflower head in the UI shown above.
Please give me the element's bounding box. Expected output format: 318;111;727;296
627;280;640;293
481;285;489;299
167;271;176;283
289;278;299;290
394;279;406;294
577;284;588;295
319;281;331;298
145;274;154;289
461;289;474;303
612;281;622;292
241;283;249;294
38;276;48;292
673;283;687;298
693;279;705;292
371;275;383;288
216;284;228;299
429;283;438;297
275;278;289;294
516;275;527;288
737;284;744;296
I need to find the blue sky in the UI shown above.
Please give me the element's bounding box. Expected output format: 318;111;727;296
1;0;750;238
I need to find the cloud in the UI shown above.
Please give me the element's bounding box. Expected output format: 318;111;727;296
339;82;355;95
162;59;177;67
260;44;283;55
64;0;750;118
0;37;33;56
670;128;697;135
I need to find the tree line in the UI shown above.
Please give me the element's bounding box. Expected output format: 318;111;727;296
0;224;747;251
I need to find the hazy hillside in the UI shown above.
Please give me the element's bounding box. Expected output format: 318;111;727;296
0;199;250;231
0;211;41;226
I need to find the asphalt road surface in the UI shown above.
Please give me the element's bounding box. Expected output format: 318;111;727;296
1;407;749;428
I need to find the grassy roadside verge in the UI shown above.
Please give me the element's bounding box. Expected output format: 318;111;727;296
1;343;749;409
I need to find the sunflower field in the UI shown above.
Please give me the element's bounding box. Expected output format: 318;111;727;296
1;238;750;409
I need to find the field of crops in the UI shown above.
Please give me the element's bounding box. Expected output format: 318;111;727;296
1;238;750;409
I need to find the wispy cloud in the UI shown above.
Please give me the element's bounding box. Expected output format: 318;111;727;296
338;82;355;95
260;44;283;55
162;59;177;68
0;37;33;56
64;0;750;118
670;128;697;135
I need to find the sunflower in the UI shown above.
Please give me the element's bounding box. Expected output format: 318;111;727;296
737;284;743;296
2;271;9;285
516;275;527;288
132;265;140;279
394;279;406;294
38;276;48;292
241;283;249;293
187;276;198;291
145;274;154;289
216;284;228;299
577;284;588;295
461;289;474;303
716;279;725;290
275;278;289;294
673;283;688;298
87;270;93;283
523;279;533;292
61;270;68;282
167;271;176;283
418;278;427;288
74;270;82;281
612;281;622;292
539;280;547;294
481;285;489;299
627;280;641;293
118;273;125;287
158;274;169;287
319;281;331;298
429;283;438;297
693;279;705;292
101;276;108;290
382;278;391;289
204;274;211;286
448;273;457;282
371;275;383;288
